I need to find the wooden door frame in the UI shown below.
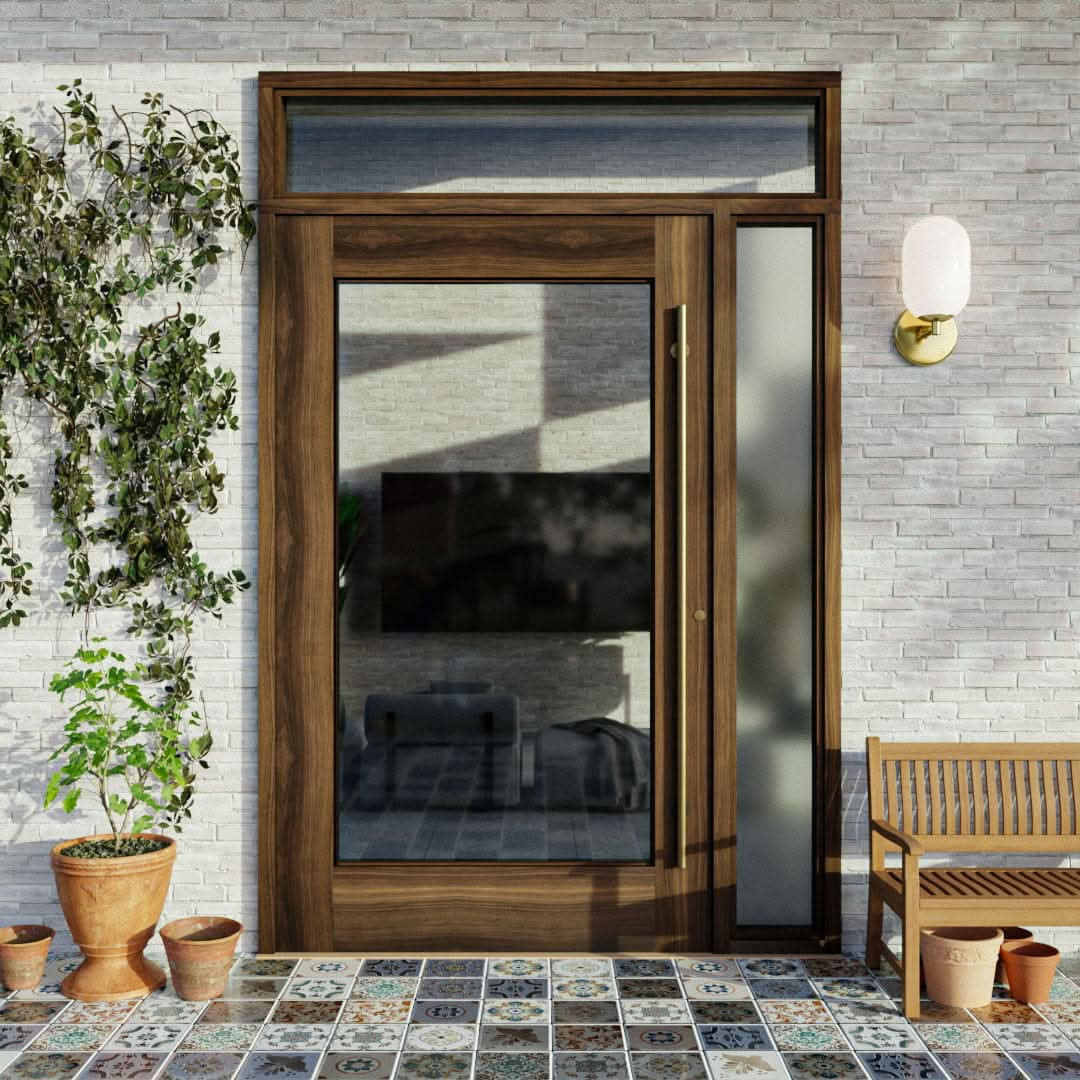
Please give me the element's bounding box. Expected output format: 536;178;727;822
257;71;842;954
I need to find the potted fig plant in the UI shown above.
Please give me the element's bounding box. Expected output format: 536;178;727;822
46;642;213;1001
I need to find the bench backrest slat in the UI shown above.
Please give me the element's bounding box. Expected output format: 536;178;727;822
867;738;1080;852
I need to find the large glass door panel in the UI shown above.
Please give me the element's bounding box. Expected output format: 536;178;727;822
336;282;654;863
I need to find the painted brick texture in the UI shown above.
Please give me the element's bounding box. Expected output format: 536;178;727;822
1;1;1078;955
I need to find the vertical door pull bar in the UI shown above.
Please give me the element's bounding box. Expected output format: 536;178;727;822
671;303;689;871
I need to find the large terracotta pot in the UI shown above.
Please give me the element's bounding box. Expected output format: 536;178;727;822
51;833;176;1001
920;926;1003;1009
160;916;242;1000
1001;941;1060;1004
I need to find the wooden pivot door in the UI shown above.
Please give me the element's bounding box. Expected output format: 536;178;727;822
262;214;715;952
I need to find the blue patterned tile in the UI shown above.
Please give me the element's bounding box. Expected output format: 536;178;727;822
234;1053;321;1080
422;961;484;979
932;1055;1023;1080
417;981;482;1001
614;962;675;979
628;1053;707;1080
623;1028;697;1053
748;980;815;1000
1008;1054;1080;1079
858;1053;946;1079
358;961;421;979
485;980;548;1000
696;1025;772;1051
409;1002;479;1025
553;1053;629;1080
158;1053;245;1080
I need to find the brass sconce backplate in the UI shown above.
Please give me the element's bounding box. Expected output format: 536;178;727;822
893;310;958;366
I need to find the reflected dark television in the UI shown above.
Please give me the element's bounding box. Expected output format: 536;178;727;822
380;471;651;633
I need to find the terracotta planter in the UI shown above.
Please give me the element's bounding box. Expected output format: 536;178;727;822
51;833;176;1001
159;916;242;1000
1001;940;1060;1004
995;926;1034;985
0;925;55;990
920;926;1003;1009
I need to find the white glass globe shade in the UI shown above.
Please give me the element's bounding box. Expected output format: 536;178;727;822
901;216;971;318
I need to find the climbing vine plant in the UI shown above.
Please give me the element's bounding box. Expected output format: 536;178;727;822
0;82;255;832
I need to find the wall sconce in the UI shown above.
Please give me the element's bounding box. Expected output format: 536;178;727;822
893;216;971;365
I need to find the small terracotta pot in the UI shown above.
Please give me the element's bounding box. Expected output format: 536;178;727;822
160;916;242;1000
1001;941;1060;1004
920;926;1003;1009
51;833;176;1001
0;925;55;990
995;926;1034;985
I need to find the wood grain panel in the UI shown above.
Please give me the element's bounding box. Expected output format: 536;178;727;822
333;216;654;278
265;215;336;952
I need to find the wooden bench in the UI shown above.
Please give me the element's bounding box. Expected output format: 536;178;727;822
866;737;1080;1019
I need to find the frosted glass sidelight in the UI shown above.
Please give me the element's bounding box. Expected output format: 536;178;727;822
735;227;815;926
286;97;817;194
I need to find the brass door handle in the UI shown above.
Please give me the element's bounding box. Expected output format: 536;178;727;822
673;303;689;871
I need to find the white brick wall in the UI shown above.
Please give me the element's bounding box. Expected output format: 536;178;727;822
1;0;1078;956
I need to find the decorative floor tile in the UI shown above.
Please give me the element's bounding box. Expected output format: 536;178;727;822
803;959;871;980
11;985;65;1000
58;1002;135;1025
553;1052;629;1080
981;1025;1073;1051
317;1052;396;1080
422;961;484;980
358;962;422;979
675;961;740;980
283;980;352;1002
474;1052;550;1080
1046;974;1080;1001
623;1027;697;1053
403;1025;476;1052
697;1026;772;1051
294;960;359;978
769;1025;848;1052
395;1052;473;1080
1008;1052;1080;1078
131;1001;206;1025
220;980;287;1001
0;1028;43;1051
108;1027;191;1053
689;1003;760;1025
614;963;674;980
552;962;612;980
781;1053;864;1078
619;1004;690;1027
43;958;82;981
2;1052;91;1079
481;1002;551;1025
0;1006;68;1026
157;1053;244;1080
553;982;616;1002
29;1026;114;1052
841;1025;923;1052
748;980;815;1001
680;980;750;1002
738;960;806;981
234;1052;321;1080
1033;1002;1080;1025
969;1002;1042;1025
757;1001;832;1025
486;980;548;1000
232;960;297;979
627;1052;707;1080
251;1023;328;1049
617;983;680;1001
199;1003;274;1026
489;962;548;979
0;1050;20;1073
417;982;481;1001
481;1026;550;1051
703;1051;788;1079
348;981;416;1002
81;1051;165;1079
339;1003;412;1025
268;1004;342;1026
858;1052;946;1078
411;1003;480;1026
329;1025;404;1052
553;1004;621;1026
179;1028;262;1053
916;1026;997;1052
827;1001;903;1025
553;1027;622;1052
815;979;888;1001
932;1054;1023;1080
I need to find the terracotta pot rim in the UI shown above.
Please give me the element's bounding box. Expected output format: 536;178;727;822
160;917;243;946
0;925;56;948
1003;942;1060;960
921;926;1003;944
51;833;176;873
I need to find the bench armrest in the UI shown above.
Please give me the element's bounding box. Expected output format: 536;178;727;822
871;818;924;856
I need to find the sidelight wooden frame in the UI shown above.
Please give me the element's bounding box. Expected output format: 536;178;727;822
257;71;842;955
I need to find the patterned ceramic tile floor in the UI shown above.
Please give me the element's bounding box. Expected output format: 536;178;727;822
4;955;1080;1080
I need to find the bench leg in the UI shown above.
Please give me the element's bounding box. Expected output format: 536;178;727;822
901;852;921;1020
865;888;883;971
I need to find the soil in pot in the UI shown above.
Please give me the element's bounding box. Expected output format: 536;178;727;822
0;925;55;991
995;926;1034;985
1001;941;1060;1004
160;916;242;1001
920;926;1003;1009
51;833;176;1002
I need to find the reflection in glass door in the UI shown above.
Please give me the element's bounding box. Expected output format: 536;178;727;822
336;283;654;863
